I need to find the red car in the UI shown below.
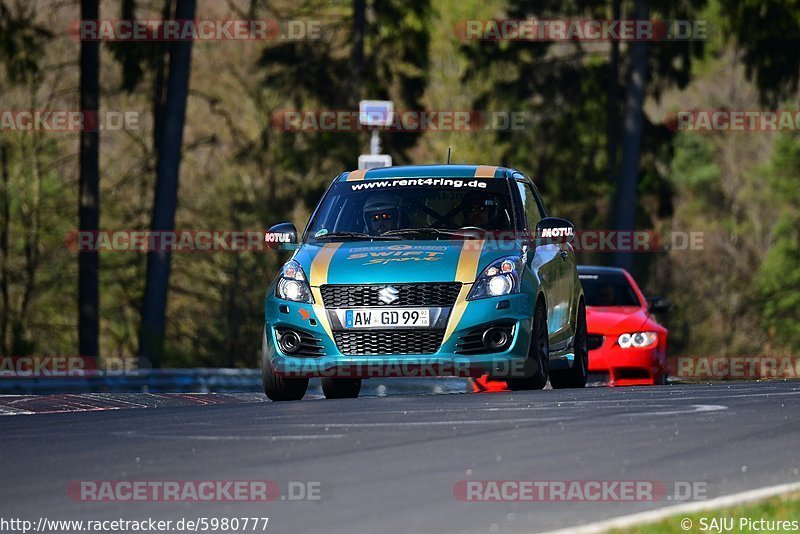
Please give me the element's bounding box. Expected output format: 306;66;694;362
578;265;670;386
470;265;670;392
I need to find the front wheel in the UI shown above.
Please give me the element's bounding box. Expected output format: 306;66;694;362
550;301;588;389
262;328;308;401
507;299;549;391
321;377;362;399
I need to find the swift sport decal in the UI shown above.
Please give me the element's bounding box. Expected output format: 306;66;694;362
346;244;448;266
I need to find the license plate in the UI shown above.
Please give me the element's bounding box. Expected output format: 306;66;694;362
345;308;430;328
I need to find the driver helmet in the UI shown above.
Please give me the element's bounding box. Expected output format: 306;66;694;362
363;193;401;233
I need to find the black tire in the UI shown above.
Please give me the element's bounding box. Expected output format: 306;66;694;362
261;327;308;401
321;377;362;399
550;301;588;389
507;299;549;390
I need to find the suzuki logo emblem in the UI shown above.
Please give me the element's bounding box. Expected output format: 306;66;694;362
378;286;400;304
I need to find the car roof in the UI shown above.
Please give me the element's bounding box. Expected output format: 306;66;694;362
336;164;521;182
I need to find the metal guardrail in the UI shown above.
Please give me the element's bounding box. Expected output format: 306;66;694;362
0;369;468;395
0;369;260;394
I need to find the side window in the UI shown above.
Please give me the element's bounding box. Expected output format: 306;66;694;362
517;182;543;231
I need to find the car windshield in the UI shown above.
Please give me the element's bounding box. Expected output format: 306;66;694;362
306;178;515;241
579;271;641;307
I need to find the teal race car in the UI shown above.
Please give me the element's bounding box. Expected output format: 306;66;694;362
262;165;587;400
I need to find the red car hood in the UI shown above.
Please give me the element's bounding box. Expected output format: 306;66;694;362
585;306;651;334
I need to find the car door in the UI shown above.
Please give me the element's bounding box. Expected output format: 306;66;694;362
558;229;578;342
532;181;576;349
515;179;564;346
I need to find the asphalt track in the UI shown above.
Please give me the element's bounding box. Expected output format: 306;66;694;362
1;381;799;534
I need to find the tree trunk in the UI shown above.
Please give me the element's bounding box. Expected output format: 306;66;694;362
138;0;197;368
79;0;100;359
351;0;366;105
612;0;649;271
606;0;621;186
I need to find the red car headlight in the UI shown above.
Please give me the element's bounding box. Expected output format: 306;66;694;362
617;331;658;349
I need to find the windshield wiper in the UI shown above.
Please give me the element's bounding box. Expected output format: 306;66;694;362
314;231;399;241
381;227;478;238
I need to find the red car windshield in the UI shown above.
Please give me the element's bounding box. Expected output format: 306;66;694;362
579;272;641;307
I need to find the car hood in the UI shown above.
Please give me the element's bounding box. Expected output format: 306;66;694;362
585;306;651;334
292;239;522;285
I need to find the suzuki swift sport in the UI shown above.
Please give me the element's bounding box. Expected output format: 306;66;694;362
261;165;587;400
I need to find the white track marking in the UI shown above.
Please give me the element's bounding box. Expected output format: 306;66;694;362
623;404;728;416
112;431;344;441
251;402;730;422
281;416;574;428
560;389;800;406
541;481;800;534
0;406;35;416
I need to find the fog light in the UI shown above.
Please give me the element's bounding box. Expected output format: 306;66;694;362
278;330;302;355
482;327;510;350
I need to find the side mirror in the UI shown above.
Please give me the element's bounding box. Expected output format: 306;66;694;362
534;217;575;245
264;222;297;250
647;296;672;314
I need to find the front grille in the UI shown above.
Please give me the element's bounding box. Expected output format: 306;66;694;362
333;329;445;355
615;368;650;380
275;327;325;357
321;283;461;308
587;334;604;351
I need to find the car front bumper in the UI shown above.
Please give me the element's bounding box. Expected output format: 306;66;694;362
587;336;665;386
264;292;535;379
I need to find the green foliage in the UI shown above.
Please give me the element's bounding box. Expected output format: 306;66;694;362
757;134;800;351
670;133;720;188
459;0;706;232
257;0;431;170
718;0;800;105
0;135;76;355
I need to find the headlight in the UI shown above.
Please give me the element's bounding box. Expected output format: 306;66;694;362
467;256;523;300
617;331;657;349
275;260;314;303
